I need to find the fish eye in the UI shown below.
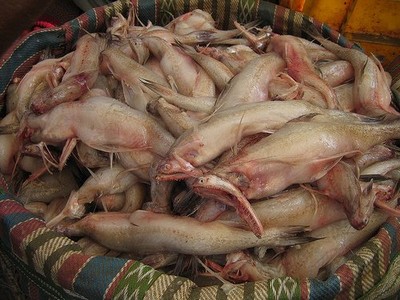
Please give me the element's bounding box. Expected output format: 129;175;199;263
198;177;206;184
186;150;198;159
162;163;171;172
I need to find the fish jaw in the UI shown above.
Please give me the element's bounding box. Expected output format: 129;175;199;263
192;174;264;238
155;131;208;181
155;154;204;181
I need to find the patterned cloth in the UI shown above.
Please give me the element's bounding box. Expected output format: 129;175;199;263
0;1;399;299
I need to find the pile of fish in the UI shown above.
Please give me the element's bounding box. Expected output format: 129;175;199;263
1;8;400;283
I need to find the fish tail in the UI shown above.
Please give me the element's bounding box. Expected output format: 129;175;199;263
273;225;322;247
0;122;19;134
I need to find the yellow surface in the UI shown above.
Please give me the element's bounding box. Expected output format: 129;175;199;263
302;0;353;31
342;0;400;65
279;0;353;31
279;0;400;66
347;39;400;66
344;0;400;38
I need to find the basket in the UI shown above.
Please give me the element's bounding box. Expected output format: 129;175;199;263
0;0;399;299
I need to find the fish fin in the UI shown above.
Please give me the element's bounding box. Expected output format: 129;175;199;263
121;80;150;112
383;142;400;154
11;151;24;181
196;257;236;291
260;129;276;134
46;190;85;228
242;19;263;29
174;38;195;53
172;189;202;216
390;179;400;199
139;77;174;97
123;163;152;174
370;53;385;75
273;225;322;247
241;150;358;167
205;88;230;122
0;122;20;134
359;174;390;182
349;113;386;123
138;77;153;86
373;180;400;217
167;75;179;92
88;143;151;153
361;179;374;196
287;113;321;123
232;113;246;156
301;19;323;42
375;198;400;217
215;219;249;230
318;150;361;161
354;161;361;179
109;152;114;169
59;138;78;171
299;183;328;196
361;56;369;75
85;166;97;178
127;40;149;65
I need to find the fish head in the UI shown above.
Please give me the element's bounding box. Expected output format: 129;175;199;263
17;115;36;141
349;212;369;230
155;155;203;181
99;49;115;76
349;180;395;230
222;251;268;283
192;174;263;238
155;134;206;181
191;172;250;201
191;174;232;201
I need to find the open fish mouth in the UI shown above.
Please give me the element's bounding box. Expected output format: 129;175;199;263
156;171;202;181
155;166;204;181
155;155;204;181
192;174;264;238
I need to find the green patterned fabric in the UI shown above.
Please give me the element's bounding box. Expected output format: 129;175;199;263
0;1;399;299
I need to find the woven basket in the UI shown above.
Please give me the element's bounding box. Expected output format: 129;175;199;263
0;1;399;299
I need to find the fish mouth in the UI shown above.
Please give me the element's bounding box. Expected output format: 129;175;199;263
192;178;238;203
349;214;369;230
155;155;203;181
156;170;203;181
192;174;263;238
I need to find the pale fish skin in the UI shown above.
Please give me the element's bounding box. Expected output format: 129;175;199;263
0;111;20;174
25;96;175;156
46;164;139;227
198;118;400;200
59;210;314;255
278;207;391;278
268;35;339;109
156;101;368;181
216;187;346;230
31;34;106;114
191;118;400;235
207;203;391;282
215;52;285;110
142;36;214;97
100;47;169;112
318;60;354;87
309;32;399;117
